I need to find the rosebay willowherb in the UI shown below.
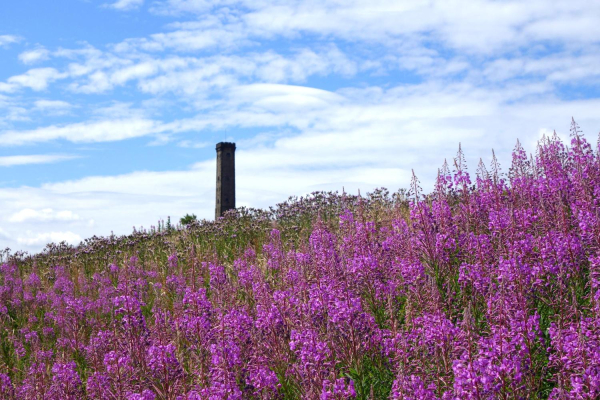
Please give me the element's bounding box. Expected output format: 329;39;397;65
1;119;599;399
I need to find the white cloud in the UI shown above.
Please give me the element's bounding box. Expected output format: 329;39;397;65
65;55;187;94
110;62;159;84
0;94;10;108
482;51;600;83
135;25;245;52
5;68;65;91
0;35;20;47
105;0;144;11
2;108;30;123
69;70;113;93
91;102;148;119
0;95;31;125
145;0;600;53
17;231;82;246
0;118;161;145
253;47;357;83
30;100;74;117
0;83;17;93
9;208;80;223
34;99;72;110
523;13;600;44
1;0;589;103
0;154;80;166
60;46;130;78
128;49;357;97
149;0;216;15
18;47;50;64
178;140;210;148
136;56;250;95
224;84;346;119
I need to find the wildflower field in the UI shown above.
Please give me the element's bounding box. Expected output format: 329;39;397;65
1;122;600;399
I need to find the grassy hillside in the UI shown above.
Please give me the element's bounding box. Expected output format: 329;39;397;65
1;124;599;399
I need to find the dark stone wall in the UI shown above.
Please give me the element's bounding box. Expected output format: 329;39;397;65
215;142;236;219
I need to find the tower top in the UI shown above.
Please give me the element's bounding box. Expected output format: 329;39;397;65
216;142;236;151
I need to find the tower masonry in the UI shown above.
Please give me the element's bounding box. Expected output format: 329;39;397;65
215;142;236;219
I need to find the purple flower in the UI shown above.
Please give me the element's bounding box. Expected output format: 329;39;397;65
168;253;179;269
321;378;356;399
246;366;280;398
0;373;14;399
48;361;83;399
146;343;183;380
127;389;156;400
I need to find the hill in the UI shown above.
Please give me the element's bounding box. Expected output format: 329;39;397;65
1;123;599;399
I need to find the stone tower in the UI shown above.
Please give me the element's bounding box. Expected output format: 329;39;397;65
215;142;236;219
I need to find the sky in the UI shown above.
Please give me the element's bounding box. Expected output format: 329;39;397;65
1;0;600;253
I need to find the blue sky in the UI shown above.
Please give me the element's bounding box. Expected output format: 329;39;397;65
1;0;600;252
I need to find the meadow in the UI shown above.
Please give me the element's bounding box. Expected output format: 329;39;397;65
1;120;599;399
